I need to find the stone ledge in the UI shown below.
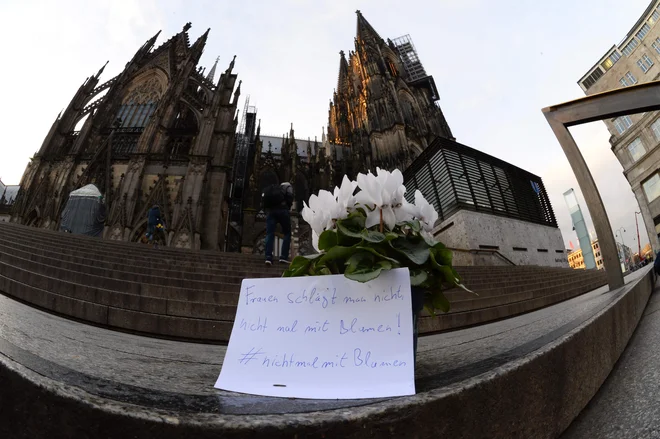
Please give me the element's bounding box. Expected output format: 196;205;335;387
0;268;653;438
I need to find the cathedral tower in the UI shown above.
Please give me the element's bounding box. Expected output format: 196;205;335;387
327;11;454;172
12;24;241;250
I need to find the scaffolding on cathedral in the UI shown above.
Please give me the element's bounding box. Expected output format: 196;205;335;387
226;96;258;252
391;34;427;82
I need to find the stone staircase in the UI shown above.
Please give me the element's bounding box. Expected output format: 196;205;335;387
0;222;608;342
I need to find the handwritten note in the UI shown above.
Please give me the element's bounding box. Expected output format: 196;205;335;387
214;268;415;399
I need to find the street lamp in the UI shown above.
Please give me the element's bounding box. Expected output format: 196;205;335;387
635;211;642;260
616;227;627;272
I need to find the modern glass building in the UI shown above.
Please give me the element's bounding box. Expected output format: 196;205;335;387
403;136;557;228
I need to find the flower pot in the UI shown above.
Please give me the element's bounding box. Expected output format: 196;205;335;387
411;286;425;362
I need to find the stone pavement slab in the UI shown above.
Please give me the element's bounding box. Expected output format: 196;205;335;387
561;275;660;439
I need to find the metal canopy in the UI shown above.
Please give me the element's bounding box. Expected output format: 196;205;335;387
541;80;660;290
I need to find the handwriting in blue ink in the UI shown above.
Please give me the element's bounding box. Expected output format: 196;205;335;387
304;320;330;333
238;347;264;365
353;348;406;368
239;316;268;333
339;318;392;335
245;285;279;305
373;285;404;302
287;288;337;309
276;320;298;333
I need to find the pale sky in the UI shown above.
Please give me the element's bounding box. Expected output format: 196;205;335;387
0;0;652;251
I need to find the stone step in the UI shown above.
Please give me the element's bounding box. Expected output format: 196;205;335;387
0;232;596;287
0;222;575;275
445;271;607;297
418;279;617;333
0;222;272;263
0;251;609;339
0;273;234;341
443;279;608;314
0;244;602;309
0;240;284;284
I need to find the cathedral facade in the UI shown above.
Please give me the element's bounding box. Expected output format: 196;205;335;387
11;24;241;250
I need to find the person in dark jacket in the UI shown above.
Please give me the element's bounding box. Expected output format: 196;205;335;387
264;182;293;265
147;205;163;242
654;251;660;276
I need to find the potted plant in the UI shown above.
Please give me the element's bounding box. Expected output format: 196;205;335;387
283;168;472;358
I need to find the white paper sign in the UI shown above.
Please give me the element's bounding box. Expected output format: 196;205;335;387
215;267;415;399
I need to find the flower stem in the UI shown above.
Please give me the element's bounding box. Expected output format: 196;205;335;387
379;208;383;233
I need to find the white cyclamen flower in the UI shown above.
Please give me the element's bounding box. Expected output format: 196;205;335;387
302;182;355;249
311;230;320;252
414;189;439;233
333;175;358;213
355;167;412;230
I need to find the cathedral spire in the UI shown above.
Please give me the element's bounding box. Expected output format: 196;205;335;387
189;28;210;63
95;60;109;79
206;56;220;82
337;51;349;94
355;10;382;42
142;30;161;54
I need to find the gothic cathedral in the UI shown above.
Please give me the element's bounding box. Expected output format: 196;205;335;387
11;24;241;250
12;12;454;254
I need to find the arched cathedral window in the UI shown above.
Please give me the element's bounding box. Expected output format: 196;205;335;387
111;76;165;156
116;77;164;129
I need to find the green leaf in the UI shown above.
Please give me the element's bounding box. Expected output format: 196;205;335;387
318;245;355;265
344;266;383;283
282;256;312;277
455;281;477;296
385;232;399;242
431;291;450;313
345;252;375;273
377;260;392;270
337;220;364;238
404;219;421;233
390;237;430;265
303;253;323;260
409;269;428;286
356;246;400;265
422;232;438;248
433;247;453;266
361;230;387;243
318;230;338;251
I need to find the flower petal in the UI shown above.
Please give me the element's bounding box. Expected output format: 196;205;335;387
382;207;396;231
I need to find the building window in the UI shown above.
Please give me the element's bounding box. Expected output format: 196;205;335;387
644;174;660;202
613;115;633;134
637;54;654;73
652;9;660;24
582;68;604;90
602;51;622;71
628;138;646;161
622;38;640;56
652;119;660;140
637;23;651;40
620;71;638;86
